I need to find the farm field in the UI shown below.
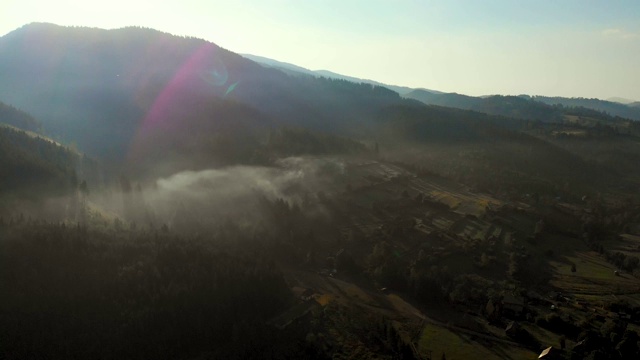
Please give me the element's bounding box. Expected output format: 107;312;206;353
418;323;537;360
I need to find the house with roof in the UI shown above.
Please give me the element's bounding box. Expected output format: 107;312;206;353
538;346;561;359
505;321;520;338
292;287;315;301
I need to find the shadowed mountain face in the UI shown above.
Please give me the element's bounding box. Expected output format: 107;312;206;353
0;23;402;169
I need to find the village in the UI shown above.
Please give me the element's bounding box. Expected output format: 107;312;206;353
266;159;640;359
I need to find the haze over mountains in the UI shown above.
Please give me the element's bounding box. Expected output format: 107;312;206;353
1;22;639;191
0;22;638;185
0;24;411;169
0;24;636;161
608;97;638;105
244;53;640;121
241;53;432;96
3;22;640;360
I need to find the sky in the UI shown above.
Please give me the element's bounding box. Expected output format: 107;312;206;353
2;0;640;100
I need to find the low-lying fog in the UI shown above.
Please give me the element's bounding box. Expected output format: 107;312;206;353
67;156;348;231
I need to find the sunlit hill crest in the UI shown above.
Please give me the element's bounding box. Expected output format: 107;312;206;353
0;23;403;173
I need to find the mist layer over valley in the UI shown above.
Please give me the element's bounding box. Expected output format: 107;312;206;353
91;157;345;234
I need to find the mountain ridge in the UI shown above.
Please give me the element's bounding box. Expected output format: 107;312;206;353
0;23;403;171
244;53;640;122
242;53;442;96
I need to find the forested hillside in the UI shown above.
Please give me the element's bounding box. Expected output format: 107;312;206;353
405;90;640;125
0;23;402;165
0;101;41;132
0;125;77;196
531;96;640;121
0;222;314;360
374;104;618;199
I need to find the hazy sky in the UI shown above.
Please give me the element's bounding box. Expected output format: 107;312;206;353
2;0;639;100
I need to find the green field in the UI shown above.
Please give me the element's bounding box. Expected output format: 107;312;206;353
418;323;537;360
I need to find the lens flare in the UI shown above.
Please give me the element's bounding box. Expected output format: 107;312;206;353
127;42;240;166
224;81;239;97
199;57;228;87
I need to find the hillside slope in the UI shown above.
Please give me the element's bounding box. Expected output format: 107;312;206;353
405;91;568;122
0;125;77;197
0;101;41;132
530;95;640;121
242;53;439;95
0;23;402;164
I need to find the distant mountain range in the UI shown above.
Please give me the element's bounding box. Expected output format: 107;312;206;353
608;97;638;105
241;53;441;96
528;95;640;121
401;90;640;123
245;54;640;122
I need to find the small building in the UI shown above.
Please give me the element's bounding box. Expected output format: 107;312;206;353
502;294;525;318
292;287;315;301
505;321;520;338
538;346;560;359
571;340;586;355
617;312;632;320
